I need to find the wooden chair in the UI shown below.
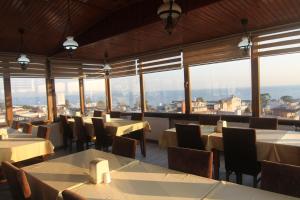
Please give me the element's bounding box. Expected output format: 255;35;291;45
93;110;105;117
249;117;278;130
110;111;121;118
22;123;32;134
199;115;220;125
62;190;86;200
74;116;91;151
11;120;20;130
1;161;31;200
261;160;300;198
222;127;261;187
175;123;204;150
112;136;137;159
37;126;50;140
60;115;74;150
168;147;213;178
92;118;113;151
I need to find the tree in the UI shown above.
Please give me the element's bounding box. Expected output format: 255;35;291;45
261;93;271;108
280;95;293;103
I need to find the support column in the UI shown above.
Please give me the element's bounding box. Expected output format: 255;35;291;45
79;78;85;114
251;46;260;117
46;59;57;121
105;78;112;112
139;70;145;113
183;64;191;114
3;73;13;125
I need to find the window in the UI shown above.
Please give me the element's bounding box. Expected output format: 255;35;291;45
144;69;184;113
84;79;106;115
190;59;252;115
55;79;80;116
260;53;300;120
0;77;5;123
111;76;140;112
11;78;48;121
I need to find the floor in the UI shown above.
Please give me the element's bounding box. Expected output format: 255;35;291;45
0;142;256;200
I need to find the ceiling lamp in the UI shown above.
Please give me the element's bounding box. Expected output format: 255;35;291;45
157;0;182;35
63;0;78;53
238;18;252;52
103;52;112;77
17;29;30;70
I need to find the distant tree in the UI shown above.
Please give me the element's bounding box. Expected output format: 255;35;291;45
261;93;271;108
196;97;205;102
280;95;293;103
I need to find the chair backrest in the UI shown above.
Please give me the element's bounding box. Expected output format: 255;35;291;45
112;136;137;159
74;116;87;142
175;123;204;150
168;147;213;178
91;117;109;147
199;115;220;125
261;160;300;198
22;123;32;134
2;161;31;200
37;126;50;140
11;120;20;129
222;127;259;175
131;113;144;121
110;111;121;118
60;115;73;136
93;110;105;117
249;117;278;130
62;190;86;200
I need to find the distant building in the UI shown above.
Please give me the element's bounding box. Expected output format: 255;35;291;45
192;98;207;113
272;106;300;120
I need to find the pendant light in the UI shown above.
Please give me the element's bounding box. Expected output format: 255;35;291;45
238;18;252;53
103;52;112;77
17;28;30;70
157;0;182;35
63;0;78;53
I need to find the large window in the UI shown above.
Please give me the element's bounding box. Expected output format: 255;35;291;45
55;79;80;116
11;78;48;121
144;69;184;113
111;76;140;112
84;79;106;115
260;53;300;120
190;59;252;115
0;77;5;123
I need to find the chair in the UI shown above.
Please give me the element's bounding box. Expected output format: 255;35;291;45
112;136;137;159
74;116;91;151
249;117;278;130
92;118;113;150
261;160;300;198
22;123;32;134
60;115;74;150
222;127;261;187
1;161;31;200
175;123;204;150
62;190;86;200
110;111;121;118
93;110;105;117
199;115;220;125
37;126;50;140
168;147;213;178
11;120;20;130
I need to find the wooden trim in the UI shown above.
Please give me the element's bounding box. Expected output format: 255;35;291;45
183;64;191;114
45;59;56;121
255;46;300;57
254;38;300;50
79;78;85;114
251;44;260;117
253;30;300;43
3;73;13;125
105;78;112;112
139;70;145;113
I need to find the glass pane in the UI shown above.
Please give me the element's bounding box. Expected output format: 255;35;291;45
261;53;300;120
190;59;252;115
11;78;48;121
111;76;140;112
0;77;5;124
84;79;106;116
55;79;80;116
144;69;184;113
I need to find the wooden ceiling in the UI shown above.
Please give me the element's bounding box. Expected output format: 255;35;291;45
0;0;300;61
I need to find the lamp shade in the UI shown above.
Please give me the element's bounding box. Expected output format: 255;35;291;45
63;36;79;50
238;36;252;50
103;63;112;76
17;54;30;68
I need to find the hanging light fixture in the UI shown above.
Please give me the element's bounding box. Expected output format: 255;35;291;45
238;18;252;53
63;0;78;53
157;0;182;35
17;28;30;70
103;52;112;77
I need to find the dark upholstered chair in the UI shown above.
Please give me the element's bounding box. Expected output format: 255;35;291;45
22;123;32;134
131;113;144;121
74;116;91;151
110;111;121;118
249;117;278;130
92;118;112;151
168;147;213;178
93;110;105;117
222;127;261;187
112;136;137;159
37;126;50;140
62;190;86;200
60;115;74;150
1;161;31;200
175;123;204;150
261;160;300;198
199;115;220;125
11;120;20;130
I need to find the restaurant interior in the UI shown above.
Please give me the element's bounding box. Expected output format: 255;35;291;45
0;0;300;199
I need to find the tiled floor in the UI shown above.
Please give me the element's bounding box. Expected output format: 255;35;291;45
0;142;256;200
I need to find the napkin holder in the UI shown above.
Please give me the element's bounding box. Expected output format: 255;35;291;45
89;158;110;184
0;129;8;140
0;134;8;140
103;114;111;123
75;112;81;117
216;120;227;133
